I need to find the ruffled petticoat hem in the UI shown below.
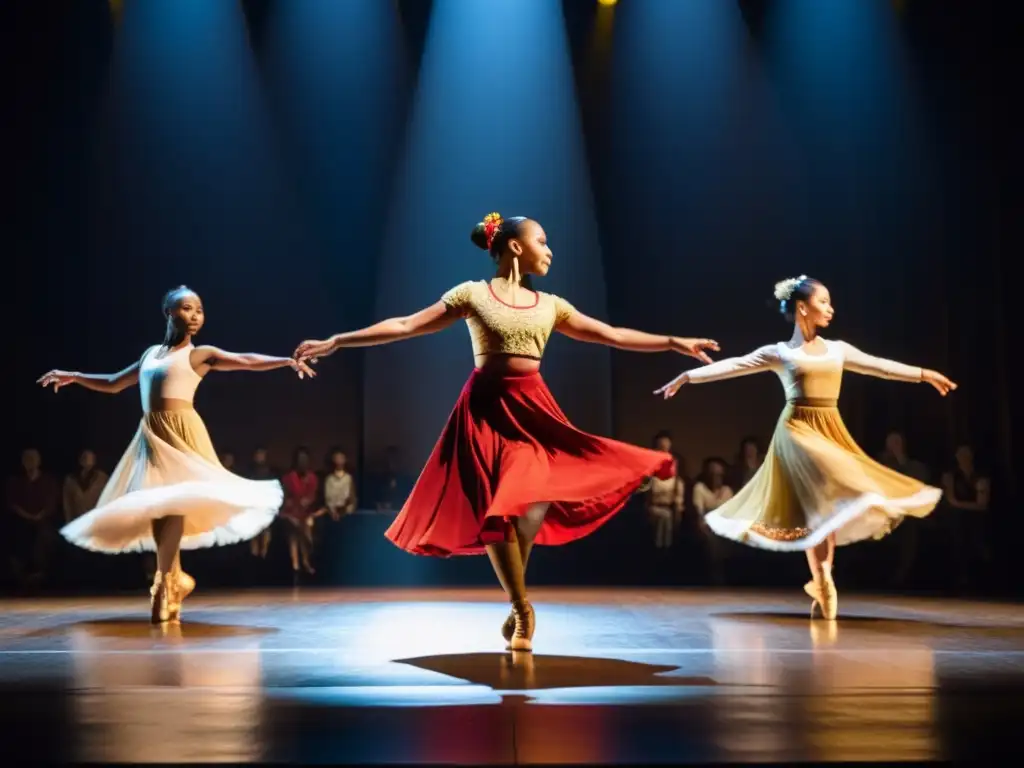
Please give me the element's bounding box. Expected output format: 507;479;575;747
60;480;283;554
704;486;942;553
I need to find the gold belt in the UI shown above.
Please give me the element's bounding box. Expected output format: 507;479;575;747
788;397;838;408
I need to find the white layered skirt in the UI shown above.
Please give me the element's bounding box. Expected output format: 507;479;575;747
62;408;282;553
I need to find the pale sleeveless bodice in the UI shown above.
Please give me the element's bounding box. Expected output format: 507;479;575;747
685;338;922;403
139;345;202;410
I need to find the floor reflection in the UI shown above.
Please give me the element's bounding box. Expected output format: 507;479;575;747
714;610;1024;639
805;621;938;762
704;616;940;761
40;618;273;642
0;588;1020;763
709;617;790;757
67;622;268;763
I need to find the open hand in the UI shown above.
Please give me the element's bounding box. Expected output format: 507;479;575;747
653;373;689;400
672;337;720;364
37;370;77;392
294;338;335;364
289;358;317;380
922;369;957;396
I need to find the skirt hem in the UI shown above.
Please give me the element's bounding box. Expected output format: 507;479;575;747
392;469;660;558
61;507;278;554
60;480;282;554
704;486;942;552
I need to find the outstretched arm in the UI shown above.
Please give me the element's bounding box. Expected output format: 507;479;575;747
655;345;780;399
295;301;459;361
840;341;956;395
37;359;142;394
192;347;315;378
840;341;922;382
557;310;719;363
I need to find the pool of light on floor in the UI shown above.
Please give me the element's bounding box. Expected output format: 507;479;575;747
265;683;722;707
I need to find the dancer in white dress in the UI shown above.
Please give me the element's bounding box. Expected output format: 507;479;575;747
655;276;956;619
37;286;315;623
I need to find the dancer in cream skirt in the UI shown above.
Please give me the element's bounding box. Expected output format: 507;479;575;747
37;285;314;623
656;276;957;620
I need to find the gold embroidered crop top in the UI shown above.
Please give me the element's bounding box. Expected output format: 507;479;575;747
441;280;576;359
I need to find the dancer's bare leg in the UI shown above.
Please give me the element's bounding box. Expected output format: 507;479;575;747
152;516;184;577
495;503;550;647
486;531;525;599
804;534;837;619
150;516;184;623
805;538;829;582
514;502;550;571
486;529;533;650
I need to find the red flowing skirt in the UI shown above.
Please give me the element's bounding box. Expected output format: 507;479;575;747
384;369;675;557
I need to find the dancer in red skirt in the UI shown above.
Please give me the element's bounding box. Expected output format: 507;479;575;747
294;213;718;651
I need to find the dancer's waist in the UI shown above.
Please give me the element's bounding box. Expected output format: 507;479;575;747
787;397;838;408
143;398;196;414
469;366;543;383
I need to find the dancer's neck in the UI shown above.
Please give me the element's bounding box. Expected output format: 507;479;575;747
494;254;531;289
493;270;526;288
789;321;819;347
163;331;192;350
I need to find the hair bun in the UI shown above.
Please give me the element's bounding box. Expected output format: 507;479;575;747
470;223;490;251
470;212;504;252
773;275;807;302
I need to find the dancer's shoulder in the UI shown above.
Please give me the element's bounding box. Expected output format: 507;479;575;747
440;280;483;309
542;292;576;324
752;342;784;359
138;344;160;363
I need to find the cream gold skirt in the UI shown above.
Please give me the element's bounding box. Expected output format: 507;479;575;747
705;401;941;552
61;409;282;553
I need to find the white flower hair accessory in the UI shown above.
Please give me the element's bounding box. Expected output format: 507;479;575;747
774;275;808;302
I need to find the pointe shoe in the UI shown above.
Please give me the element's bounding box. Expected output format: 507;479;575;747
821;567;838;620
150;571;170;625
510;599;536;652
167;570;195;623
804;580;819;617
804;580;825;619
804;574;838;621
501;611;516;649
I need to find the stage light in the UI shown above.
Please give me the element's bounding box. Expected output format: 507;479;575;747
366;0;613;466
598;0;618;6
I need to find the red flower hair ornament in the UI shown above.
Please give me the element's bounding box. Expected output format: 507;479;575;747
483;212;503;250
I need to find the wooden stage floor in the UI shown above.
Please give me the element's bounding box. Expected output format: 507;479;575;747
1;587;1021;764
